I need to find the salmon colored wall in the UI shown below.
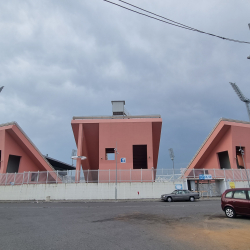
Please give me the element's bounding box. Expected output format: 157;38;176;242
195;127;233;169
231;125;250;169
99;122;153;170
3;131;43;173
0;124;55;174
186;121;250;175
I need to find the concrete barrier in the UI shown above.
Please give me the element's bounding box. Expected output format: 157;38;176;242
0;181;186;201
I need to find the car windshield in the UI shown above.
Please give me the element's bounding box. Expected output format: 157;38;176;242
171;191;177;194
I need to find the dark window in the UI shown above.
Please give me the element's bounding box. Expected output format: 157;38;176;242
105;148;115;160
233;190;246;199
6;155;21;173
133;145;147;169
31;173;38;182
218;151;231;169
225;191;233;198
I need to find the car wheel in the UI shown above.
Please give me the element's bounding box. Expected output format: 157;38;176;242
189;196;195;202
225;207;236;218
167;197;172;202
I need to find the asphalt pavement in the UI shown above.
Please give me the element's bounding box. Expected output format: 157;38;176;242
0;200;249;250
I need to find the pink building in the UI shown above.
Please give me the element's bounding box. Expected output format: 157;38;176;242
71;101;162;182
0;122;56;174
185;118;250;176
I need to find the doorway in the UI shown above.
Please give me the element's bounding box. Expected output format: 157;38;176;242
133;145;147;169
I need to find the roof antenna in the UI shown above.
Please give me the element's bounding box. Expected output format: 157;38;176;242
230;82;250;121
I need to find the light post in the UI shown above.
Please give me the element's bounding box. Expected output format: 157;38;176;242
115;142;119;200
168;148;175;181
248;23;250;59
71;156;87;182
71;149;77;166
0;86;4;93
239;146;250;187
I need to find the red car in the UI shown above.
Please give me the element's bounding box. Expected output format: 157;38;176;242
221;188;250;218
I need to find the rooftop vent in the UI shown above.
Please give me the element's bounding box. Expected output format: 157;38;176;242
111;101;129;116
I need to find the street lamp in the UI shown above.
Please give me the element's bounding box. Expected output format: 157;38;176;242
168;148;175;180
71;156;87;182
238;146;250;187
115;142;119;200
71;156;87;160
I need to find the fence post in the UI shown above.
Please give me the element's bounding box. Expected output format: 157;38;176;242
22;172;25;185
152;168;154;183
223;168;226;181
214;169;216;179
130;169;132;183
5;173;8;185
109;169;110;183
141;169;142;183
46;171;48;184
87;169;89;183
240;168;243;180
37;171;39;184
56;170;58;184
27;172;30;184
98;170;99;183
232;169;235;182
13;172;17;185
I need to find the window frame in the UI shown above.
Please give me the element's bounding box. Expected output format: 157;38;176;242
233;190;247;200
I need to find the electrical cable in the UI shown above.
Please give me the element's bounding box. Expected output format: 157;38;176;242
104;0;250;44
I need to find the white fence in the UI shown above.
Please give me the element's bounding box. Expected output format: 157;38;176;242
0;169;182;186
0;168;249;186
184;168;250;181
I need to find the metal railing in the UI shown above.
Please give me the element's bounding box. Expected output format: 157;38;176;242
0;168;249;186
184;168;250;182
0;169;182;186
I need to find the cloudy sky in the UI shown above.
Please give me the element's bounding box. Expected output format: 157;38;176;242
0;0;249;170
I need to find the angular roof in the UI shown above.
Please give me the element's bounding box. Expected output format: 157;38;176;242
0;121;56;172
185;118;250;172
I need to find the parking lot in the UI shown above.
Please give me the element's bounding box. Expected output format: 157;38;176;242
0;200;249;250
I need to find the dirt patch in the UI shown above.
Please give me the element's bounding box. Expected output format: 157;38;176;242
97;212;250;249
167;215;250;250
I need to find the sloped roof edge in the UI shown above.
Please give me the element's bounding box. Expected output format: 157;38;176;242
184;118;250;173
0;121;56;172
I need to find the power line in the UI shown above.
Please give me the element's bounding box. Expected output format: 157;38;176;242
104;0;250;45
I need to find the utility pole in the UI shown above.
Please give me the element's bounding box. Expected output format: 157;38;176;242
248;23;250;59
168;148;175;180
115;142;119;200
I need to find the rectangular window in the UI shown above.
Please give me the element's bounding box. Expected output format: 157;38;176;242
105;148;115;160
233;190;246;199
218;151;231;169
133;145;147;169
6;155;21;173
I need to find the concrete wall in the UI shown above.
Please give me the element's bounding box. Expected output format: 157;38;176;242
0;181;186;201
